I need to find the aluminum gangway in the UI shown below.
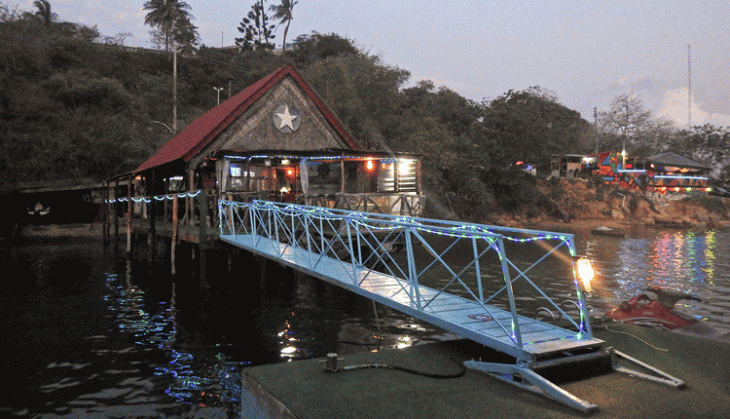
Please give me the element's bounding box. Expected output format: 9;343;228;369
218;200;684;413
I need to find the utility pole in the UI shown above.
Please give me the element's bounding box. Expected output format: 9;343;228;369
213;87;224;106
173;44;178;133
593;107;598;153
688;44;692;130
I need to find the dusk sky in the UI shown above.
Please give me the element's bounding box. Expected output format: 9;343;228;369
12;0;730;129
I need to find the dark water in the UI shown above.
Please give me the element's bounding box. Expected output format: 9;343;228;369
0;225;446;418
1;224;729;418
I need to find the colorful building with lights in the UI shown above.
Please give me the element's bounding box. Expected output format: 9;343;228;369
123;64;424;216
580;151;712;194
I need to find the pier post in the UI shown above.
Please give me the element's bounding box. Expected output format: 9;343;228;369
148;174;157;264
103;182;110;243
171;195;179;276
114;179;120;243
126;175;132;255
198;189;209;290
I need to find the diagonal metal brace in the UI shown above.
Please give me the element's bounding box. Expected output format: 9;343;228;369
465;346;686;414
463;359;599;414
610;347;686;388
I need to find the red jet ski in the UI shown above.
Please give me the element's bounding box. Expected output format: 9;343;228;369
605;287;701;330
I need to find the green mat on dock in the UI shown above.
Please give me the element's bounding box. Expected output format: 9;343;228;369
242;323;730;419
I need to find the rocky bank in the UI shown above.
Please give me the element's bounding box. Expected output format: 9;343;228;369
492;178;730;230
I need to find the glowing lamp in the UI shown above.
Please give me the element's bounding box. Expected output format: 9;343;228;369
575;257;595;292
366;159;375;171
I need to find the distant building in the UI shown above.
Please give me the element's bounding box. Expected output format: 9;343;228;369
550;154;584;179
580;151;712;194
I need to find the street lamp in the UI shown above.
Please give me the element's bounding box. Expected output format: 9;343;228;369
213;87;224;106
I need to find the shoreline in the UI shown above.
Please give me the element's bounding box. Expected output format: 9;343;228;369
529;217;730;233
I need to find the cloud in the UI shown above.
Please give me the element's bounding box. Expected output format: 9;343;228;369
658;87;730;128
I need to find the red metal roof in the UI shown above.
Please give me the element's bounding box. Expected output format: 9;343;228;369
134;65;362;173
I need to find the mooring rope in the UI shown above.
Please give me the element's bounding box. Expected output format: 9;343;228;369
600;324;670;352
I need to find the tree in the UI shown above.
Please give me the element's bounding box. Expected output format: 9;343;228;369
289;32;359;66
150;16;199;53
303;53;409;150
33;0;56;26
103;32;133;46
236;0;276;51
482;87;588;169
143;0;193;52
1;1;21;22
599;93;651;149
669;124;730;179
268;0;297;51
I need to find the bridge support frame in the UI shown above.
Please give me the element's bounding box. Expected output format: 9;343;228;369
464;346;685;414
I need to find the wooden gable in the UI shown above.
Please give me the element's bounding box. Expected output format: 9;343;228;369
134;65;362;175
189;75;352;168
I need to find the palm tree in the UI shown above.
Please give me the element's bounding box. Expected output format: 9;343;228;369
33;0;56;26
269;0;297;51
143;0;193;51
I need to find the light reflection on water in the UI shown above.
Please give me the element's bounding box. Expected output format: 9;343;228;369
580;228;730;332
2;225;729;418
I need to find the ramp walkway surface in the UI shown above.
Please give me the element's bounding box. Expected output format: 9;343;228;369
219;232;603;359
219;200;685;412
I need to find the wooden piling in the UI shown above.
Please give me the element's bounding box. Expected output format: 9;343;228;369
114;179;120;242
171;194;179;276
198;189;208;290
126;175;132;254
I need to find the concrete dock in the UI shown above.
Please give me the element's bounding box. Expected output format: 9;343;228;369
241;323;729;418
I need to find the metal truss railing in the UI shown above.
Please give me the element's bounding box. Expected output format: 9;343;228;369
219;200;594;348
217;200;692;414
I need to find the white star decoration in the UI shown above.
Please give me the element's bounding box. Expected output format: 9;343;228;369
275;105;298;131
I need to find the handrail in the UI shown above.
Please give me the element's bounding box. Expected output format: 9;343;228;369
218;199;594;352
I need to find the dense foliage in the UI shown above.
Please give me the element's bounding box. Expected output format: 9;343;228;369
0;13;596;220
3;2;726;221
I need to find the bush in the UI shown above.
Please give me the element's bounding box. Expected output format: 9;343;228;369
483;167;542;213
688;196;729;215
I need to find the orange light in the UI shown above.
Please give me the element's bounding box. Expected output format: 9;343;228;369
287;169;293;176
575;257;595;292
366;160;375;171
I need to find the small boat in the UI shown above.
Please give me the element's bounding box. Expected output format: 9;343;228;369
605;287;699;330
591;226;626;237
604;287;730;342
